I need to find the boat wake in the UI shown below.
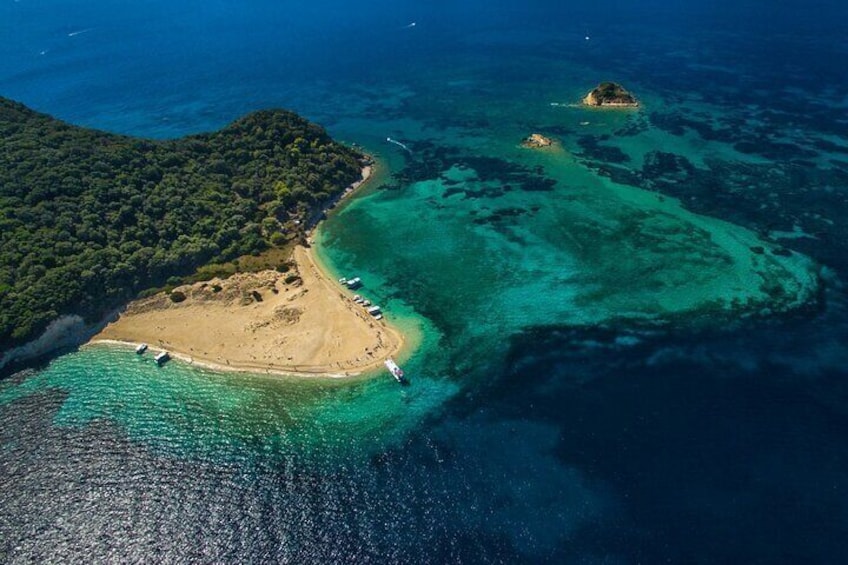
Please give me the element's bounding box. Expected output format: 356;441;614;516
67;28;93;37
386;137;413;155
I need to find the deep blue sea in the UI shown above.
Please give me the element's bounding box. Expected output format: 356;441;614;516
3;0;848;562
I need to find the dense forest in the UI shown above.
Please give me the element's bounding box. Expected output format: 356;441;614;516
0;97;365;350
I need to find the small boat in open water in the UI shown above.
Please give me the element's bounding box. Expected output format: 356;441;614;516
384;358;406;384
136;343;148;354
154;351;170;366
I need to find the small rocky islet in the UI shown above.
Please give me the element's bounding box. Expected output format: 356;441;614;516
521;133;555;149
582;82;639;107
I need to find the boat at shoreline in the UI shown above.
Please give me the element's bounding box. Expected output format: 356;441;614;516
384;358;406;383
154;351;170;366
136;343;148;354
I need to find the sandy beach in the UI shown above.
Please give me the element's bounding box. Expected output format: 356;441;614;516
91;164;405;378
93;246;402;377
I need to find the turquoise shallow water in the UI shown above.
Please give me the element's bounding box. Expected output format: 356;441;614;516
0;344;454;459
2;0;848;562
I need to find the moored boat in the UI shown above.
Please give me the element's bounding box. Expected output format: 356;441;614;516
154;351;170;366
384;358;406;383
136;343;148;354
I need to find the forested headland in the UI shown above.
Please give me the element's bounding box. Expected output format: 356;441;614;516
0;97;365;350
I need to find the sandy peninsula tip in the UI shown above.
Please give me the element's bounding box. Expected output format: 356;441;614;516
91;244;404;378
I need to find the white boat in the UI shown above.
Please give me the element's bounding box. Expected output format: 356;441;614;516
154;351;170;366
136;343;148;354
345;277;362;289
384;358;406;383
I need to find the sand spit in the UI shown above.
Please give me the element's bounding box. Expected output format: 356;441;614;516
92;246;403;378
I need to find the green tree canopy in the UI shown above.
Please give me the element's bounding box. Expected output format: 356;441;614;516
0;98;364;349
